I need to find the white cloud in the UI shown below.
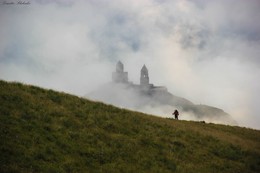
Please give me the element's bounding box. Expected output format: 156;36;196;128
0;0;259;129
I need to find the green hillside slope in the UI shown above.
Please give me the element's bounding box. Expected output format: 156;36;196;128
0;80;259;173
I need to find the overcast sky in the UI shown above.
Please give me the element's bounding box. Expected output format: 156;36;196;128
1;0;260;129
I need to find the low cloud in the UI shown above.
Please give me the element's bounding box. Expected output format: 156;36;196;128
0;0;260;129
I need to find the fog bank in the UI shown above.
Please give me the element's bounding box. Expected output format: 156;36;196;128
0;0;260;129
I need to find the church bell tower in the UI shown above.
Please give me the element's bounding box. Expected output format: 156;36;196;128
140;65;149;86
112;61;128;83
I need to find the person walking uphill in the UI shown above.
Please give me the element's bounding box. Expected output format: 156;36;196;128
173;109;179;120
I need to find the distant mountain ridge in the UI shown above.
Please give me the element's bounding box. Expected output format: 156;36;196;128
87;61;235;124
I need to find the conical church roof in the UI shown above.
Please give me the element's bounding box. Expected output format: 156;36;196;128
116;61;124;72
141;64;148;72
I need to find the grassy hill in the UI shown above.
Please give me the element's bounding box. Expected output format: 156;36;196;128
0;80;259;173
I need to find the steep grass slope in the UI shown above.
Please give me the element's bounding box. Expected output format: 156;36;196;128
0;80;259;173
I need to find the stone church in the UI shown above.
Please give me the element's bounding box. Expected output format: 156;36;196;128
112;61;167;91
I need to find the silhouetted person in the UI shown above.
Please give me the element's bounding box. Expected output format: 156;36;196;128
173;110;179;120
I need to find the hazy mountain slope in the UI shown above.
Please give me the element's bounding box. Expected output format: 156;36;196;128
87;82;235;124
1;80;259;173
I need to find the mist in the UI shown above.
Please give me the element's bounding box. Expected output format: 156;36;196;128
0;0;260;129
